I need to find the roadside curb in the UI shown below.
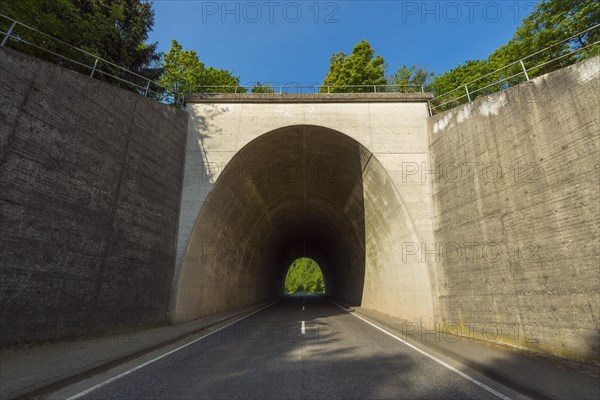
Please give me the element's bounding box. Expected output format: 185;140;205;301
6;300;277;400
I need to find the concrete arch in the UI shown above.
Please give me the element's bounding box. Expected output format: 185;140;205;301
173;124;435;325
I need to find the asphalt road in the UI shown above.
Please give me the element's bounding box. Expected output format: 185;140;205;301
65;296;513;399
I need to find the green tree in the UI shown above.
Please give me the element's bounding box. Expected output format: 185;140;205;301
203;66;243;92
389;65;434;92
158;39;205;105
252;82;275;93
491;0;600;73
322;40;387;92
284;258;325;294
159;39;243;105
117;0;162;78
1;0;161;81
430;0;600;111
429;59;494;107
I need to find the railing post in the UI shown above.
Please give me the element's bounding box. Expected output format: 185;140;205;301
0;21;17;47
90;58;99;78
465;85;472;102
144;80;151;97
520;59;530;81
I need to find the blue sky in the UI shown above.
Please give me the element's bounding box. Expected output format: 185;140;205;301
148;1;538;85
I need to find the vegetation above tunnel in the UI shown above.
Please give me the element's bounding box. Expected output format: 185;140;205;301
285;258;325;294
320;0;599;98
3;0;597;104
1;0;163;79
159;0;600;102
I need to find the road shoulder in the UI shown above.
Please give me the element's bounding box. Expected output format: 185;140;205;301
341;303;599;400
0;301;276;399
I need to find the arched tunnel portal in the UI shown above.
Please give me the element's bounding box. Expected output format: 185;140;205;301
173;124;435;324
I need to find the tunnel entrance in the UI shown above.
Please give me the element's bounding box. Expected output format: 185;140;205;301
284;258;325;294
173;124;435;325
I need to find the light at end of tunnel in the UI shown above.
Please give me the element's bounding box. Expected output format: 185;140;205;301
284;257;325;295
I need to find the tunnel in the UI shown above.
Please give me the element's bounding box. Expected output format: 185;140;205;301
173;124;435;324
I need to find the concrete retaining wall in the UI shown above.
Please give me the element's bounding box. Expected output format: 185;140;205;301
2;45;597;363
0;48;188;345
428;57;600;361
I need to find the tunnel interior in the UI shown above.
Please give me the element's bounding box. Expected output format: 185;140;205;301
174;124;434;323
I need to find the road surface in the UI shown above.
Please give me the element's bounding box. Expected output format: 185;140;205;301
60;296;517;399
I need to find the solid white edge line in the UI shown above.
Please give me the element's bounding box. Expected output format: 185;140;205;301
329;301;512;400
65;300;281;400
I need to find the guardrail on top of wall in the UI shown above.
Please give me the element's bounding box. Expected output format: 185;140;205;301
188;84;425;94
427;24;599;115
0;13;424;107
0;13;183;106
1;13;597;114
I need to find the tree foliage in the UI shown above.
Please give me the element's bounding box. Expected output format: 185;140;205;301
159;39;204;94
203;66;244;91
322;39;432;93
489;0;600;79
251;82;275;93
428;59;495;106
322;40;387;92
502;0;600;62
389;65;434;92
159;39;243;105
430;0;600;109
285;258;325;294
1;0;161;79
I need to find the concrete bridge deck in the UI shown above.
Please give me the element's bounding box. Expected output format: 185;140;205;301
185;92;434;103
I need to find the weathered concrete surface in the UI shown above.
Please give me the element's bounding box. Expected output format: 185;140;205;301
176;101;436;325
0;48;188;345
178;58;599;363
428;57;600;362
2;43;597;366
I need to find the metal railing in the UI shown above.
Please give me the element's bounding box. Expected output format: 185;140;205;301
0;14;183;106
1;13;597;112
428;24;600;115
0;13;424;106
189;84;425;94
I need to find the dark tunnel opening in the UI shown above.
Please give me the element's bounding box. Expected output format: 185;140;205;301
173;124;434;324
